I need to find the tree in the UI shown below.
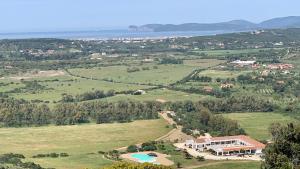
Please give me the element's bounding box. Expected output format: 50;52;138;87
262;123;300;169
141;142;157;151
184;150;193;159
196;156;205;161
127;145;138;153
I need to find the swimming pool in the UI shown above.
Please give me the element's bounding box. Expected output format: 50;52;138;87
131;153;156;163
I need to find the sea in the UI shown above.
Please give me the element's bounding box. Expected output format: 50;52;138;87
0;30;235;40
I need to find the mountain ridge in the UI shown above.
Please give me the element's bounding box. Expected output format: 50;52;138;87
129;16;300;32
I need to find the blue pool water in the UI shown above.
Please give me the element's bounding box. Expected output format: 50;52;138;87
131;153;156;163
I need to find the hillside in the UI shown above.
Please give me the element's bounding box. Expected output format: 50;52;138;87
130;16;300;32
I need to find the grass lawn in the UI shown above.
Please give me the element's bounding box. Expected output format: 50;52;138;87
195;161;261;169
158;143;205;168
0;118;171;169
223;112;298;140
68;64;197;85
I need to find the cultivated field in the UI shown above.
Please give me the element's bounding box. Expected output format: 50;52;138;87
284;55;300;72
68;64;197;85
102;88;211;102
0;59;226;103
0;118;171;169
223;112;298;140
198;70;250;79
183;59;226;67
192;48;281;56
11;77;152;102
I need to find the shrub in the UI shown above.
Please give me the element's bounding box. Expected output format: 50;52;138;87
59;153;69;157
102;162;173;169
196;156;205;161
127;145;138;153
49;153;59;158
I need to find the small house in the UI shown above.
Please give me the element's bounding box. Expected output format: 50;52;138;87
133;90;146;95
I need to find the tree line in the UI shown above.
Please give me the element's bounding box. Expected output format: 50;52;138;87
0;94;276;127
61;90;115;102
0;98;161;127
167;95;275;114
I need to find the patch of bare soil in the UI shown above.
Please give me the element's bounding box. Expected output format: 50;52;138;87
156;99;167;103
157;112;193;142
8;70;66;80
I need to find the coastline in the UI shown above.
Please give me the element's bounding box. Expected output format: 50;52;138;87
0;30;236;40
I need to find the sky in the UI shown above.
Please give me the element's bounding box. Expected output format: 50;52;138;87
1;0;300;33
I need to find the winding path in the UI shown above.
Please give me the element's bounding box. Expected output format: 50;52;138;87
115;113;180;151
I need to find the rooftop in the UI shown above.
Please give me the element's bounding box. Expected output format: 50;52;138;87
209;135;265;149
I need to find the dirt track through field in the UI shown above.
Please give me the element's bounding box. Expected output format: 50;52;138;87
157;112;193;142
116;112;190;151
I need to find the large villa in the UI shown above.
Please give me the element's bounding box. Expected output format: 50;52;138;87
185;135;265;156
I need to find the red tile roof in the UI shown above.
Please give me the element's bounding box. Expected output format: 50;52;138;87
210;135;265;149
195;138;206;143
222;146;257;151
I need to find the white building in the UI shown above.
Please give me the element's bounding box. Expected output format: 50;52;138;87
231;60;256;66
185;135;265;156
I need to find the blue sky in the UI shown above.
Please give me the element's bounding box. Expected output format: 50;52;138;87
1;0;300;33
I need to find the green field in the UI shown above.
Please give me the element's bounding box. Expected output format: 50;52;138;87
284;55;300;73
183;59;225;67
11;77;152;102
0;73;153;102
0;62;216;103
0;81;25;92
0;60;227;104
195;161;260;169
102;88;210;102
198;70;249;79
0;118;171;169
223;112;298;140
193;48;281;56
68;64;197;85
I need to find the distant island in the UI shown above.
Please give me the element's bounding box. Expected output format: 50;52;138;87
129;16;300;32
